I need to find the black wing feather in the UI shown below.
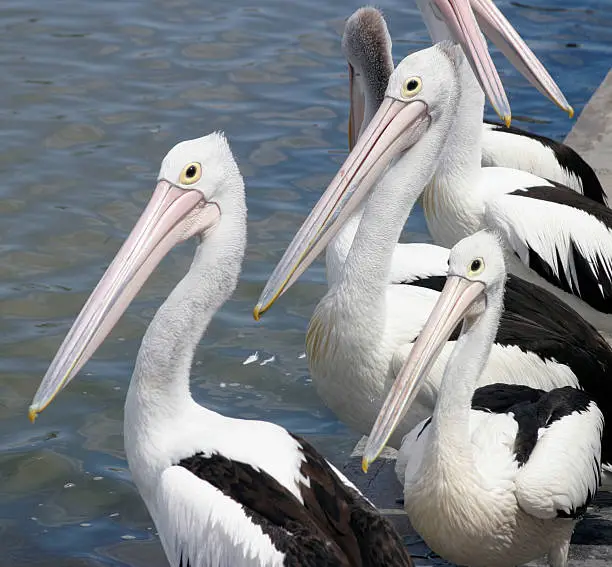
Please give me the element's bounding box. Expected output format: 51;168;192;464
178;438;413;567
508;184;612;313
472;383;597;500
484;120;605;205
500;275;612;467
405;272;612;466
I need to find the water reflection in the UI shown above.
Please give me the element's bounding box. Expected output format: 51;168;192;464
0;0;610;564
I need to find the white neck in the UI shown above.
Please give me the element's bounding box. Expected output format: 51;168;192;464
336;114;450;320
126;186;247;425
326;203;365;287
434;54;485;190
430;281;504;461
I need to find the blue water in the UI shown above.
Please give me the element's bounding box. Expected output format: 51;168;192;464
0;0;610;565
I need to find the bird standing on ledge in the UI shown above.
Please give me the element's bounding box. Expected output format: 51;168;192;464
363;231;603;567
29;133;414;567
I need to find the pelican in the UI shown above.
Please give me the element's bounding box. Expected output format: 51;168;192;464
333;40;612;341
28;133;415;567
331;6;605;291
253;42;612;482
362;231;603;567
344;7;605;207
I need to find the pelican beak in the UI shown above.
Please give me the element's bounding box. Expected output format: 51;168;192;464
29;180;219;422
468;0;572;117
429;0;511;125
362;275;485;472
431;0;572;120
253;97;430;320
348;63;366;150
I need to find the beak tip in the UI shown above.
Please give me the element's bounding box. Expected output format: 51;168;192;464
361;457;369;474
28;406;39;424
253;304;263;322
503;114;512;128
567;105;575;119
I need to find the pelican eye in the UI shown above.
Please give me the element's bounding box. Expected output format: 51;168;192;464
468;257;485;276
179;162;202;185
401;77;422;98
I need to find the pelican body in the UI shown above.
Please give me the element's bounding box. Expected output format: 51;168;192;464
29;134;414;567
363;231;603;567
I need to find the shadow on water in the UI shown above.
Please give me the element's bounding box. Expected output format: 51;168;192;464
0;0;610;564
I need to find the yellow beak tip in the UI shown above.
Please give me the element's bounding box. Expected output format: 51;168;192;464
361;458;370;474
28;407;38;424
567;106;575;119
503;115;512;128
252;305;262;322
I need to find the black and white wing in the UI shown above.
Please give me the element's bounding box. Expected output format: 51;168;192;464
511;387;604;520
155;435;413;567
485;180;612;313
481;120;605;204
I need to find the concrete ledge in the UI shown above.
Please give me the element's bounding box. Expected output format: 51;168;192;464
343;68;612;566
564;69;612;197
343;436;612;566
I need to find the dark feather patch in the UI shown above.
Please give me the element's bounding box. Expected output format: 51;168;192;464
177;437;413;567
416;417;432;440
491;275;612;467
290;435;413;567
472;384;593;472
508;184;612;313
403;273;612;467
342;7;393;110
484;120;605;205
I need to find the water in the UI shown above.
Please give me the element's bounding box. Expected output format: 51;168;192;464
0;0;610;564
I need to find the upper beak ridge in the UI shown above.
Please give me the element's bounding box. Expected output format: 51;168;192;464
29;180;210;421
362;275;485;471
432;0;511;125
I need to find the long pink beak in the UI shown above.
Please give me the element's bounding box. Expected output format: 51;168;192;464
427;0;572;121
29;180;219;421
362;275;485;471
254;97;430;318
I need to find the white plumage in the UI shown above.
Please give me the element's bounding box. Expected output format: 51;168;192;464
333;6;604;291
29;133;414;567
363;230;603;567
255;39;612;469
337;40;612;340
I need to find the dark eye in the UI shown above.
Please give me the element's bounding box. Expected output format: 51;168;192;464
179;162;202;185
468;257;485;276
401;77;422;97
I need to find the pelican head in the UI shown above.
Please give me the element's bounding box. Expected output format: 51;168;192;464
254;42;468;318
362;230;506;470
343;7;394;149
29;132;241;421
